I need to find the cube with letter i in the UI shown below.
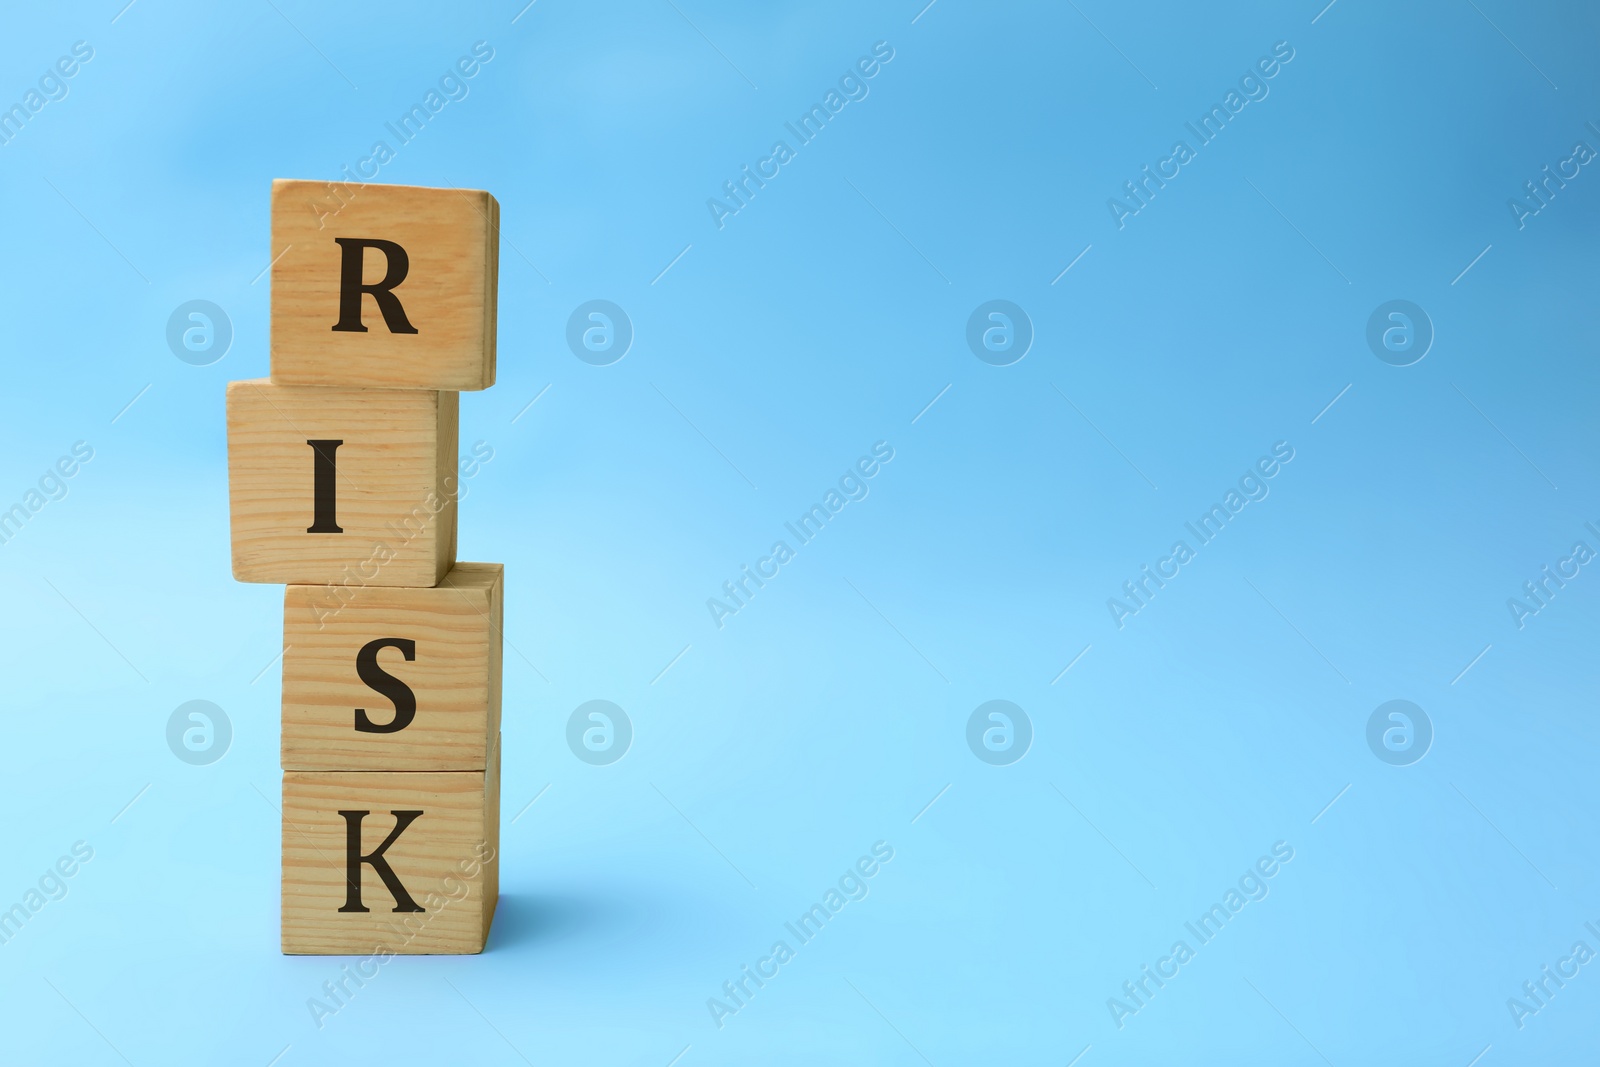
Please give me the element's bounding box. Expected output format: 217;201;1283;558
226;380;459;588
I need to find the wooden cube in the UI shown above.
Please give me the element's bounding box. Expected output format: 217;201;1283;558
269;179;498;391
282;735;499;955
281;563;502;772
227;379;457;587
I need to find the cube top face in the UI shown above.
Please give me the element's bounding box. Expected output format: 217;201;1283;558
282;563;503;772
227;379;458;587
269;179;498;392
282;741;499;956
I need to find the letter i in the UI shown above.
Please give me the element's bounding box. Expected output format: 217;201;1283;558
307;439;344;533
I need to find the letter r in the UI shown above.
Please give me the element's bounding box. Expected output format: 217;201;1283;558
331;238;419;335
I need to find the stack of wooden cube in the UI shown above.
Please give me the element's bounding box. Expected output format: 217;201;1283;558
227;180;503;955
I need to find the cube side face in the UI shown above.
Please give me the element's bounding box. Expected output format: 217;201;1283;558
281;767;497;955
481;195;499;389
281;563;501;772
482;734;501;944
488;568;504;743
227;380;456;587
435;389;460;578
269;180;497;391
442;562;505;745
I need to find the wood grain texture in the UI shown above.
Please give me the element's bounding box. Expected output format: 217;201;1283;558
282;736;499;955
226;379;457;587
282;563;502;771
269;179;498;391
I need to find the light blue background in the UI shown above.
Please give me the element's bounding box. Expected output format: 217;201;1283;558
1;1;1598;1063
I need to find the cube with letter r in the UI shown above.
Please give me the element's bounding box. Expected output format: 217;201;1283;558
269;179;499;391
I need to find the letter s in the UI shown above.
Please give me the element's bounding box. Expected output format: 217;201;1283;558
72;440;94;462
354;638;418;733
72;41;95;62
